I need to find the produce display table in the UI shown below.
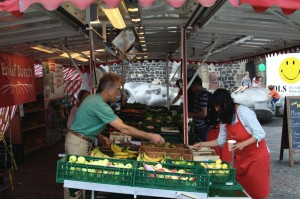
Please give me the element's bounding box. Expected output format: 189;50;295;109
64;180;251;199
64;180;207;199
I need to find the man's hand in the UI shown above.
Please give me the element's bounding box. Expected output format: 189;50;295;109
98;135;111;148
149;133;165;144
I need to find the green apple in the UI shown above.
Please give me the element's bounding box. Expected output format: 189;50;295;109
125;163;132;169
88;169;96;173
178;169;186;174
154;163;162;169
69;155;77;163
77;156;86;164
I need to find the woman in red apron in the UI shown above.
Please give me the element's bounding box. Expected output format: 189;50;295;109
193;88;270;199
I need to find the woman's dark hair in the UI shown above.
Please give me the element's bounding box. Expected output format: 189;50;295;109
212;88;235;124
78;90;90;101
77;90;90;106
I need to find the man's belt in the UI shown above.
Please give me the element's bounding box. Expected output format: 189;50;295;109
69;130;93;143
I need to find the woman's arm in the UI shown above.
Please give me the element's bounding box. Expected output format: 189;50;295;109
237;106;265;142
67;106;77;129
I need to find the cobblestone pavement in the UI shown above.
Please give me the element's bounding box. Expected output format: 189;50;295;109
263;117;300;199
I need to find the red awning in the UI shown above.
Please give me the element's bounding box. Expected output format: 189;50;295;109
0;0;22;16
18;0;95;12
229;0;300;15
1;0;300;15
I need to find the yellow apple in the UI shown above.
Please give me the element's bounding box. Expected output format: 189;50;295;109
215;159;222;165
215;164;222;169
221;163;228;169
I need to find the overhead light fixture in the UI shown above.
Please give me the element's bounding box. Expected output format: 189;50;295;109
101;3;126;29
132;18;141;22
31;45;58;53
90;19;101;25
95;49;105;52
128;7;139;12
60;52;89;62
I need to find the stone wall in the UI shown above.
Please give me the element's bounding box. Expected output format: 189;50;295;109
110;61;263;93
186;62;246;93
111;60;179;86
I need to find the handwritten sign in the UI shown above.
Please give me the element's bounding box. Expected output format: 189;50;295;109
0;52;36;107
280;96;300;166
289;99;300;150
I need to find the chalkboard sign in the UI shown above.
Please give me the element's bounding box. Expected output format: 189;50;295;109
288;98;300;150
280;96;300;167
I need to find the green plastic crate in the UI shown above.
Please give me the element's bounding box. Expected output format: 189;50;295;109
133;161;210;193
209;181;244;191
167;160;236;186
56;155;135;186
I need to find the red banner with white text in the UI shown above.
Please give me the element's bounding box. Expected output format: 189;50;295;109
0;52;36;107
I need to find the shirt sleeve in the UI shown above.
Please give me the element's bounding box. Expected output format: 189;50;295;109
217;124;228;146
237;105;266;141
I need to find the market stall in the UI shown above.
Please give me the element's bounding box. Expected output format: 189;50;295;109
56;142;250;199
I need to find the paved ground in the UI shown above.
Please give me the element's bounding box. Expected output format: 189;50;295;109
263;116;300;199
1;116;300;199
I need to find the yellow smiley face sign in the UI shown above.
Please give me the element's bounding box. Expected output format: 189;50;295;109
279;57;300;84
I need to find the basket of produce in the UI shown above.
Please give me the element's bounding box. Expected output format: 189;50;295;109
141;142;190;154
133;161;210;193
56;155;135;186
200;160;236;186
166;159;236;186
138;150;193;161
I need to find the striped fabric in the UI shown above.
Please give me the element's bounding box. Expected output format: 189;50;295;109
64;67;82;104
0;106;17;134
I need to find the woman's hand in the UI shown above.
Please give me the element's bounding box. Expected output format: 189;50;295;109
232;142;246;151
192;142;202;150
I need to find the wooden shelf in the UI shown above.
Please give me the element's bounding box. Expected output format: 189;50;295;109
24;143;47;155
24;108;45;114
22;124;46;133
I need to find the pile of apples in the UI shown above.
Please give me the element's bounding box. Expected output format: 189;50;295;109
199;159;230;174
137;163;196;181
67;155;133;174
